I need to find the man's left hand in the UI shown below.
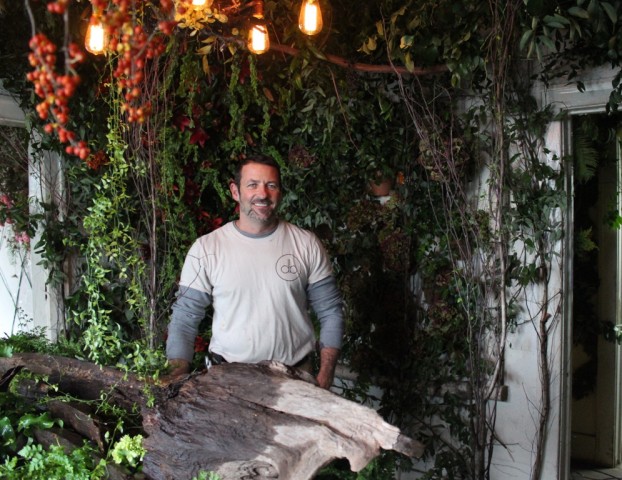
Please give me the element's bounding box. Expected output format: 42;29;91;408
316;347;339;389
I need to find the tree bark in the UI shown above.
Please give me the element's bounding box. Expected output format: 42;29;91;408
0;354;423;480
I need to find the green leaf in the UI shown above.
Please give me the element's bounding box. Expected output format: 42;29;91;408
111;434;146;468
543;14;569;28
519;30;534;52
601;2;617;23
535;43;543;61
587;0;599;16
375;21;384;36
400;35;414;49
404;52;415;73
539;34;557;52
576;228;598;253
17;412;57;433
553;13;571;25
359;35;377;54
0;417;16;447
451;72;461;88
568;6;589;19
307;42;327;61
574;130;598;184
0;344;13;358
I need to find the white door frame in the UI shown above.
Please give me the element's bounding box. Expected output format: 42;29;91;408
540;65;621;477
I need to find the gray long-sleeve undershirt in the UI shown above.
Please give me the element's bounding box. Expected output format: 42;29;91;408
165;276;344;363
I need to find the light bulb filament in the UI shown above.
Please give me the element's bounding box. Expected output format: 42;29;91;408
249;24;269;54
299;0;323;36
85;18;108;55
303;3;319;32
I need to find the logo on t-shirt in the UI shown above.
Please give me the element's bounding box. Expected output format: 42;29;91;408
276;254;302;281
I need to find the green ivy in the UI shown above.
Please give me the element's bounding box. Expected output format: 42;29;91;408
0;441;106;480
110;434;145;469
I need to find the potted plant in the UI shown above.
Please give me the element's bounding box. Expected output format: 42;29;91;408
368;169;393;196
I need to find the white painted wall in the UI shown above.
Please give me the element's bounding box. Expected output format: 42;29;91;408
0;90;33;338
489;120;566;480
0;227;33;336
490;66;617;480
0;88;61;340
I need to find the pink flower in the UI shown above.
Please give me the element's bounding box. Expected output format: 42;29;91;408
0;194;13;207
15;231;30;244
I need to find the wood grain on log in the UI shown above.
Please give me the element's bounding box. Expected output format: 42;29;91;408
47;400;107;450
0;353;146;410
143;361;423;479
0;354;423;480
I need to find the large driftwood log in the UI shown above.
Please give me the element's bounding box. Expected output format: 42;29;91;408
0;354;423;479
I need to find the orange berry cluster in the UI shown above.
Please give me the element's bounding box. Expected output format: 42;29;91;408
92;0;175;123
26;33;91;160
28;0;178;164
46;0;70;15
157;0;178;39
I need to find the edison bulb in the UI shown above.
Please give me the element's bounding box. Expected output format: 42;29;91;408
85;18;108;55
248;24;270;54
299;0;323;35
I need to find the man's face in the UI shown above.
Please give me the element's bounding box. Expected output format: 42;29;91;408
230;162;282;227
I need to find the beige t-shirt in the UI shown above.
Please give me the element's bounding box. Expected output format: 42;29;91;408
178;221;333;365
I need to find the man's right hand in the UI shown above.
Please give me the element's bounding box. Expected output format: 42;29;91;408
160;358;190;384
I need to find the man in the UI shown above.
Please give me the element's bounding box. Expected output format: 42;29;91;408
165;154;344;389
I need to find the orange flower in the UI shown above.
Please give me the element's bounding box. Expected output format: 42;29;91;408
396;171;405;186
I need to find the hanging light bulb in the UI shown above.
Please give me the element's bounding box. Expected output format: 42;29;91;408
85;16;108;55
298;0;323;36
191;0;207;6
247;1;270;54
248;23;270;54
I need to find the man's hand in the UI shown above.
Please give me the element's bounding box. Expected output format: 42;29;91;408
316;347;339;389
160;358;190;384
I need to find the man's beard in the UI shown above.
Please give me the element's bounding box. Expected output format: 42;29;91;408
243;198;277;223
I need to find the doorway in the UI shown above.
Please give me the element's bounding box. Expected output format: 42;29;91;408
570;113;622;469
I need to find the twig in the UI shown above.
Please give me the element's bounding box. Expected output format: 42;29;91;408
24;0;35;38
269;43;448;76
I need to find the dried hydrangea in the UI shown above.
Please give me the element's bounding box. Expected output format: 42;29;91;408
288;145;316;168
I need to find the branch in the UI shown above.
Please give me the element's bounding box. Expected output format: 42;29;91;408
270;43;448;76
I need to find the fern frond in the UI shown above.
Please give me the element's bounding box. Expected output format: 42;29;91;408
574;129;599;184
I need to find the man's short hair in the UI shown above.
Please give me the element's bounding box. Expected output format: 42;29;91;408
234;155;282;188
